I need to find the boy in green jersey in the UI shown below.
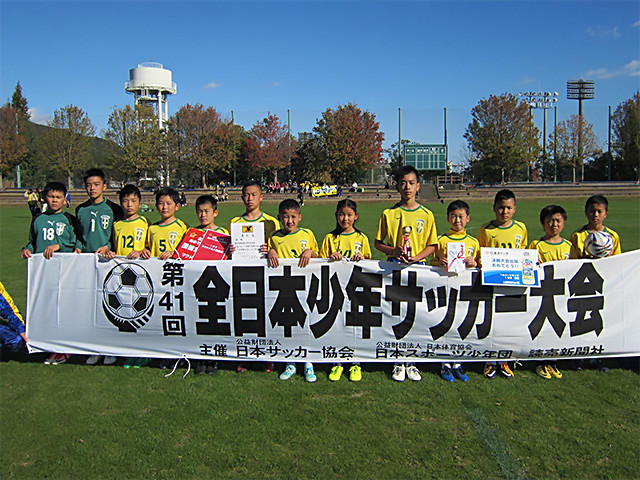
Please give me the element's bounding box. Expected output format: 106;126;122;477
21;182;79;365
75;168;124;255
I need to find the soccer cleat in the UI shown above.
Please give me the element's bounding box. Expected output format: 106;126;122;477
86;355;101;365
406;365;422;382
499;363;514;378
52;353;70;365
452;366;469;382
329;365;344;382
547;364;562;379
441;366;455;382
349;365;362;382
264;362;275;373
536;364;552;379
483;363;497;379
206;362;219;375
304;365;317;383
123;358;137;369
279;364;296;381
194;361;206;375
44;353;58;365
237;362;249;373
103;356;116;366
392;364;406;382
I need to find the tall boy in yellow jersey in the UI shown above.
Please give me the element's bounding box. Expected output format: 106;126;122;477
104;185;148;260
570;195;621;258
477;189;527;380
375;165;437;383
528;205;572;381
528;205;573;263
141;188;188;260
230;181;279;256
267;199;319;383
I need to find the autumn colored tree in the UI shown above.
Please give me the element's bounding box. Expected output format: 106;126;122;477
384;139;414;181
0;104;28;187
43;105;95;189
464;93;539;183
244;114;296;183
548;114;601;183
168;104;242;187
104;104;164;182
291;133;330;183
611;91;640;181
313;103;384;184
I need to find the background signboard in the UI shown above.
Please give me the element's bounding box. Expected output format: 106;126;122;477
403;144;447;170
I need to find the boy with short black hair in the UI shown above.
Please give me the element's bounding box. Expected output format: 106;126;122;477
528;204;572;379
268;199;319;383
432;199;480;383
375;165;438;383
477;189;528;379
231;181;280;373
104;184;149;260
76;168;124;256
21;181;79;365
141;187;188;261
570;195;621;259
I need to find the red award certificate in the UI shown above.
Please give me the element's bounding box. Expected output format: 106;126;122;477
174;228;231;260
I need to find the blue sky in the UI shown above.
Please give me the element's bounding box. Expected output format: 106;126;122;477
1;0;638;167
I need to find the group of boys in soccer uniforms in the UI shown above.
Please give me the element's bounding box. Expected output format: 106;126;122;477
12;166;622;381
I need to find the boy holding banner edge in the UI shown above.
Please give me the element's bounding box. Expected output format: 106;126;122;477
375;165;438;383
477;189;528;379
431;200;480;383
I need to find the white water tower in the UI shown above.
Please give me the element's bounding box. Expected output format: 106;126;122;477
125;62;177;129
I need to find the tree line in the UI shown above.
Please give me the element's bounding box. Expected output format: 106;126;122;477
1;83;638;188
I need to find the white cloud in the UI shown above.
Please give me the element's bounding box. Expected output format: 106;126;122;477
632;20;640;27
586;26;621;38
585;59;640;79
28;107;50;125
269;81;281;87
519;77;537;85
204;82;221;89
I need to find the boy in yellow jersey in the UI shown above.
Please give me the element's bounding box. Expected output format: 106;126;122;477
268;199;319;383
193;194;232;375
230;181;279;373
0;281;28;361
141;188;188;261
431;200;479;384
528;205;572;380
570;195;621;259
477;189;527;380
104;185;148;260
230;181;279;257
528;205;572;263
375;165;438;383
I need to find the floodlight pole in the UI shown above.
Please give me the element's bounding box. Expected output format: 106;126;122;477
567;79;595;183
608;105;612;181
554;106;558;182
398;107;403;166
518;91;558;181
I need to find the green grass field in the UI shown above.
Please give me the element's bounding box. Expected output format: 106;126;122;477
1;197;639;479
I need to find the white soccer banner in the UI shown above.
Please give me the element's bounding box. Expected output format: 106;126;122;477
26;251;640;362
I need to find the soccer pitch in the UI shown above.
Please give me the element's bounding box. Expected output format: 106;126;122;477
1;197;639;479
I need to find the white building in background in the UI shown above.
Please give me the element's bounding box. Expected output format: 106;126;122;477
125;62;177;129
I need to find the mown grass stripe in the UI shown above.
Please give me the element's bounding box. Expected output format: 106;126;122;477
466;406;528;480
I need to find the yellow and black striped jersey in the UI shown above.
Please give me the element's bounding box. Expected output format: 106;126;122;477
319;231;372;259
113;216;148;256
477;220;528;249
146;218;188;257
269;228;319;259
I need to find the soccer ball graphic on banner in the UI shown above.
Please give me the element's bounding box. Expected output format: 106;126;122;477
102;263;154;332
584;231;614;258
